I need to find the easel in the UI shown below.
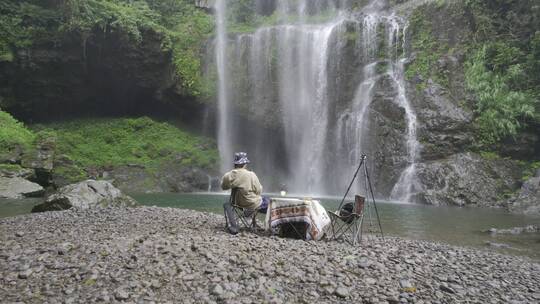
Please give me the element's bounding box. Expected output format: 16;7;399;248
329;154;384;244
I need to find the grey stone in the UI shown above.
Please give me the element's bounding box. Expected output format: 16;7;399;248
115;289;130;300
32;180;137;212
0;177;44;199
365;277;377;285
211;284;224;296
399;279;413;289
439;284;456;294
509;177;540;215
18;269;32;279
334;286;350;298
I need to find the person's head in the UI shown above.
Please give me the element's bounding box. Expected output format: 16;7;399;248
233;152;250;168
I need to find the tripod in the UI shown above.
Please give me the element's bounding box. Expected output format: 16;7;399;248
330;154;384;244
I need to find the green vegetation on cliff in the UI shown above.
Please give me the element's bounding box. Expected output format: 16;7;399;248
407;0;540;147
37;117;218;170
0;109;34;155
405;7;449;90
0;0;213;97
465;44;536;144
463;0;540;145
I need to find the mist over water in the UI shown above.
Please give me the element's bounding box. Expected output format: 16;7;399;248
214;0;420;201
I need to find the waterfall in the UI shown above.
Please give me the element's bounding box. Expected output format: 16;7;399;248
212;1;420;201
215;0;233;173
278;21;343;195
387;18;420;203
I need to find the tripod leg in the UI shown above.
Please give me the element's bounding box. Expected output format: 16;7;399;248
337;157;365;211
364;160;384;239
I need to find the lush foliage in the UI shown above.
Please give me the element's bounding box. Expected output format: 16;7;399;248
0;109;35;155
0;0;214;97
407;0;540;146
465;45;536;144
225;0;338;33
463;0;540;145
36;117;218;170
0;1;60;61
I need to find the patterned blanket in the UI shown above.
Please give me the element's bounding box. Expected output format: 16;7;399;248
264;198;330;240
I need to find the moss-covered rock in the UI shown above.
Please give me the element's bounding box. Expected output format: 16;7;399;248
51;154;87;188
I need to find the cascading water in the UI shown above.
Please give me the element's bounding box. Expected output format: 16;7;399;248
213;0;420;201
215;0;233;173
387;19;421;202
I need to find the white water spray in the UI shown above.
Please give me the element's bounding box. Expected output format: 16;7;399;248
213;1;420;201
215;0;232;173
387;18;420;202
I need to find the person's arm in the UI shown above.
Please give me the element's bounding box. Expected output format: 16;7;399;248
221;172;231;190
252;173;262;195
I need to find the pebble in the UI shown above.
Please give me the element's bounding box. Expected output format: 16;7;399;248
211;284;224;296
439;284;456;294
18;269;32;279
334;286;350;298
115;289;130;300
0;207;538;303
365;277;377;285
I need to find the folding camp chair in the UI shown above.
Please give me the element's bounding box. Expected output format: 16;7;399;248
328;195;365;245
223;188;261;233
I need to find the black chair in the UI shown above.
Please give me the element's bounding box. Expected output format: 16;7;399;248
328;195;365;245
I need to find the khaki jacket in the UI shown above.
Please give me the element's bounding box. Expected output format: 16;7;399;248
221;168;263;209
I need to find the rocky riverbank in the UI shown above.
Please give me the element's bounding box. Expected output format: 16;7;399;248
1;207;539;304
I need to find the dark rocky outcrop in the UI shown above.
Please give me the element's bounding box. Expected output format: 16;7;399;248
0;16;205;124
31;180;137;212
508;176;540;215
414;153;522;207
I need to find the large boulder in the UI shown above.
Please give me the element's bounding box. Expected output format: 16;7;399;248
508;176;540;215
414;153;522;207
0;177;44;199
31;180;137;212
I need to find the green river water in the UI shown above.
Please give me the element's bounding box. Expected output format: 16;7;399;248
1;193;539;260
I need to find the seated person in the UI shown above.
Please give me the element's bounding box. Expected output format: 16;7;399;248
221;152;269;212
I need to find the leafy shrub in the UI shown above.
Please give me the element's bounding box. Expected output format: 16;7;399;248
0;109;35;154
37;117;218;170
465;44;537;145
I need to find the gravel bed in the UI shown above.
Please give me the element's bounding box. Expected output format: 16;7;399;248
1;206;539;304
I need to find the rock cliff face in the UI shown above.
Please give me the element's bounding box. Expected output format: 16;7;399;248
414;153;522;207
0;20;203;124
212;0;538;211
400;1;537;209
509;175;540;215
